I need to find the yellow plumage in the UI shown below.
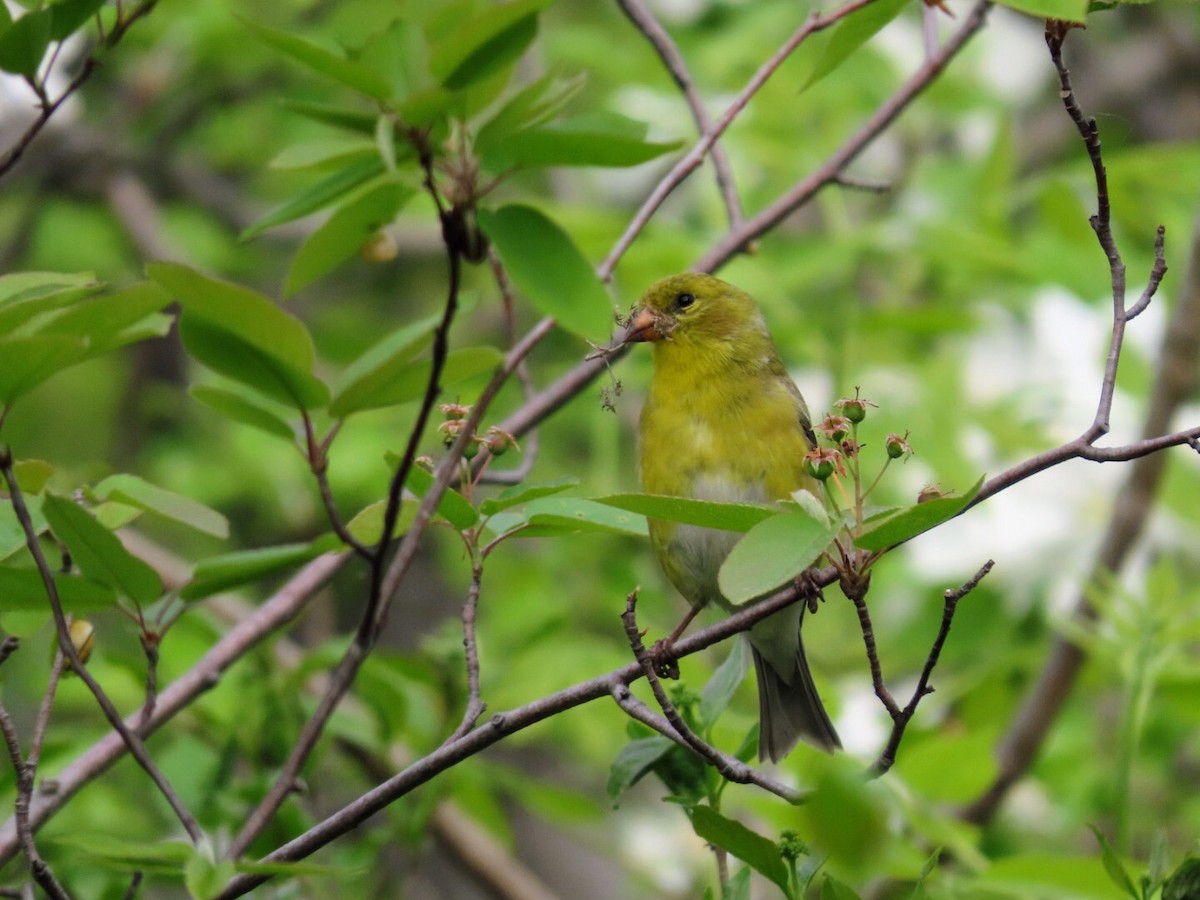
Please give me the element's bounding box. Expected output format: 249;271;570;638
624;272;839;760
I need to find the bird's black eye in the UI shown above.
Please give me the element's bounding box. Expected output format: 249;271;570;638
675;292;696;310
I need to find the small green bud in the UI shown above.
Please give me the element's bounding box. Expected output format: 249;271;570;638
885;431;912;459
462;440;480;460
484;426;519;457
835;391;877;424
804;448;840;481
439;402;471;421
817;415;852;444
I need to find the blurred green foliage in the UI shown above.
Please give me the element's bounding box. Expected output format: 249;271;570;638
0;0;1198;897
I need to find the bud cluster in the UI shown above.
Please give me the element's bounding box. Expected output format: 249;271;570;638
438;403;520;460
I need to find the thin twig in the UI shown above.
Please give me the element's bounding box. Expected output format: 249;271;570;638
694;0;991;271
445;563;487;743
0;705;71;900
0;451;204;845
0;1;160;181
620;592;806;801
216;572;837;896
615;0;745;228
600;0;884;280
870;560;994;775
845;582;899;717
28;654;65;776
0;637;17;667
225;302;554;861
0;552;347;866
962;218;1200;826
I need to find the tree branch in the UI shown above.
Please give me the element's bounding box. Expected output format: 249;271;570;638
614;0;745;228
0;551;346;866
0;450;204;845
618;591;805;804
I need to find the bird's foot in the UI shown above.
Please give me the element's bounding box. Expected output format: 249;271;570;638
794;570;825;614
648;637;681;680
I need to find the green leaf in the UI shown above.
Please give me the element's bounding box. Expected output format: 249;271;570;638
92;474;229;539
46;833;192;873
690;806;790;895
521;497;648;537
189;386;296;442
474;71;587;156
0;9;51;76
281;99;378;135
718;511;838;604
479;476;579;515
854;475;984;551
606;736;674;801
181;538;338;601
996;0;1088;21
405;465;479;531
482;113;682;170
37;282;174;355
41;495;161;607
802;0;909;91
0;566;118;613
698;635;749;729
270;137;378;171
0;276;104;333
11;459;54;494
180;316;330;410
242;18;393;99
344;500;419;546
149;263;329;410
1088;825;1139;899
477;204;612;339
241;155;386;240
429;0;552;90
149;264;314;370
0;336;89;407
595;494;775;533
821;875;864;900
48;0;107;40
328;314;441;417
334;345;502;416
285;182;413;296
724;866;752;900
0;270;98;305
0;495;44;562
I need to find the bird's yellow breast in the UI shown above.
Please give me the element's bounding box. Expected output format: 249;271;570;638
638;337;815;609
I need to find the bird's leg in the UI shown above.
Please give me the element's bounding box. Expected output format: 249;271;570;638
649;604;701;680
795;569;825;614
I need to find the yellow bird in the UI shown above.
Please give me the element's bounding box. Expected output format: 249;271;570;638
622;272;840;760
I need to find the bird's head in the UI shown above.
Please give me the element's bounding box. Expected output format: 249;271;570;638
621;273;765;352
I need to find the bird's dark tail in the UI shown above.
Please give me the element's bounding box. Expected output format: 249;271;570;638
751;618;840;761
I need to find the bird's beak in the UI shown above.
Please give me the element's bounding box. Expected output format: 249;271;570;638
621;307;669;343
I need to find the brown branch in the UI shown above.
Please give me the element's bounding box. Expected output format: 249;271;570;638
958;30;1192;825
615;0;745;228
225;304;554;860
600;0;886;280
870;560;994;776
616;594;805;804
0;551;346;865
445;562;487;743
962;217;1200;827
0;450;203;845
0;1;160;182
0;637;17;667
693;0;991;271
215;571;838;897
0;705;70;899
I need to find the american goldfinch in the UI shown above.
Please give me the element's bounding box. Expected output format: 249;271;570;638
623;272;840;760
